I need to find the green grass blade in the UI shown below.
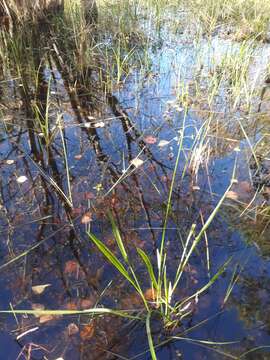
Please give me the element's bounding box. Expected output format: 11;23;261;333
176;258;232;311
146;312;157;360
0;308;141;320
109;213;128;262
137;248;158;289
88;232;137;289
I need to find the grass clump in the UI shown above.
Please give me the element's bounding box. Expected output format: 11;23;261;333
183;0;270;41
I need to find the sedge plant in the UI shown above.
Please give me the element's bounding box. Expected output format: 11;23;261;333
87;106;235;358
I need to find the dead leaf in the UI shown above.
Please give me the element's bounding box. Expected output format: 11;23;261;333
16;175;28;184
80;323;95;340
144;135;157;144
32;284;51;295
238;181;252;193
158;140;169;147
81;212;92;224
130;158;144;168
65;302;77;310
84;192;95;200
226;191;238;200
94;121;105;128
39;315;55;324
79;298;95;309
67;323;79;336
144;288;157;302
64;260;79;274
31;303;45;317
74;154;83;160
121;292;143;308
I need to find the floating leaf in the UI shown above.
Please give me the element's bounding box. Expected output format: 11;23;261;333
74;154;83;160
81;212;92;224
144;136;157;144
32;284;51;295
84;192;95;200
67;323;79;336
64;260;79;274
130;158;144;168
226;191;238;200
31;303;45;317
158;140;169;147
80;323;95;340
39;314;55;324
79;298;95;309
65;302;77;310
94;122;105;128
144;288;157;302
238;181;252;193
16;175;28;184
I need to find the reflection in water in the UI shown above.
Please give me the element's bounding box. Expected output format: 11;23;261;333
0;2;270;359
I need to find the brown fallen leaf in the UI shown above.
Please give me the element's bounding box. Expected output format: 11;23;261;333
32;284;51;295
65;302;77;310
64;260;79;275
144;135;157;144
238;181;252;193
121;292;143;308
32;303;45;311
67;323;79;336
80;323;95;340
74;154;83;160
81;212;92;224
31;303;45;317
39;315;55;324
226;191;238;201
144;288;157;302
79;298;95;309
84;192;95;200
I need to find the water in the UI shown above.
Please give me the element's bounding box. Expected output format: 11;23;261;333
0;9;270;360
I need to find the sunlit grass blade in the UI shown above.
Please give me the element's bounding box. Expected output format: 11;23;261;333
88;231;137;289
109;212;128;262
176;257;232;311
0;308;141;320
146;312;157;360
137;248;158;289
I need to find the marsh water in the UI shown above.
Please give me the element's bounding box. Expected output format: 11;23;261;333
0;6;270;360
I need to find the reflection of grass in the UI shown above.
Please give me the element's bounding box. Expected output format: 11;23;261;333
1;120;235;358
1;0;270;358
